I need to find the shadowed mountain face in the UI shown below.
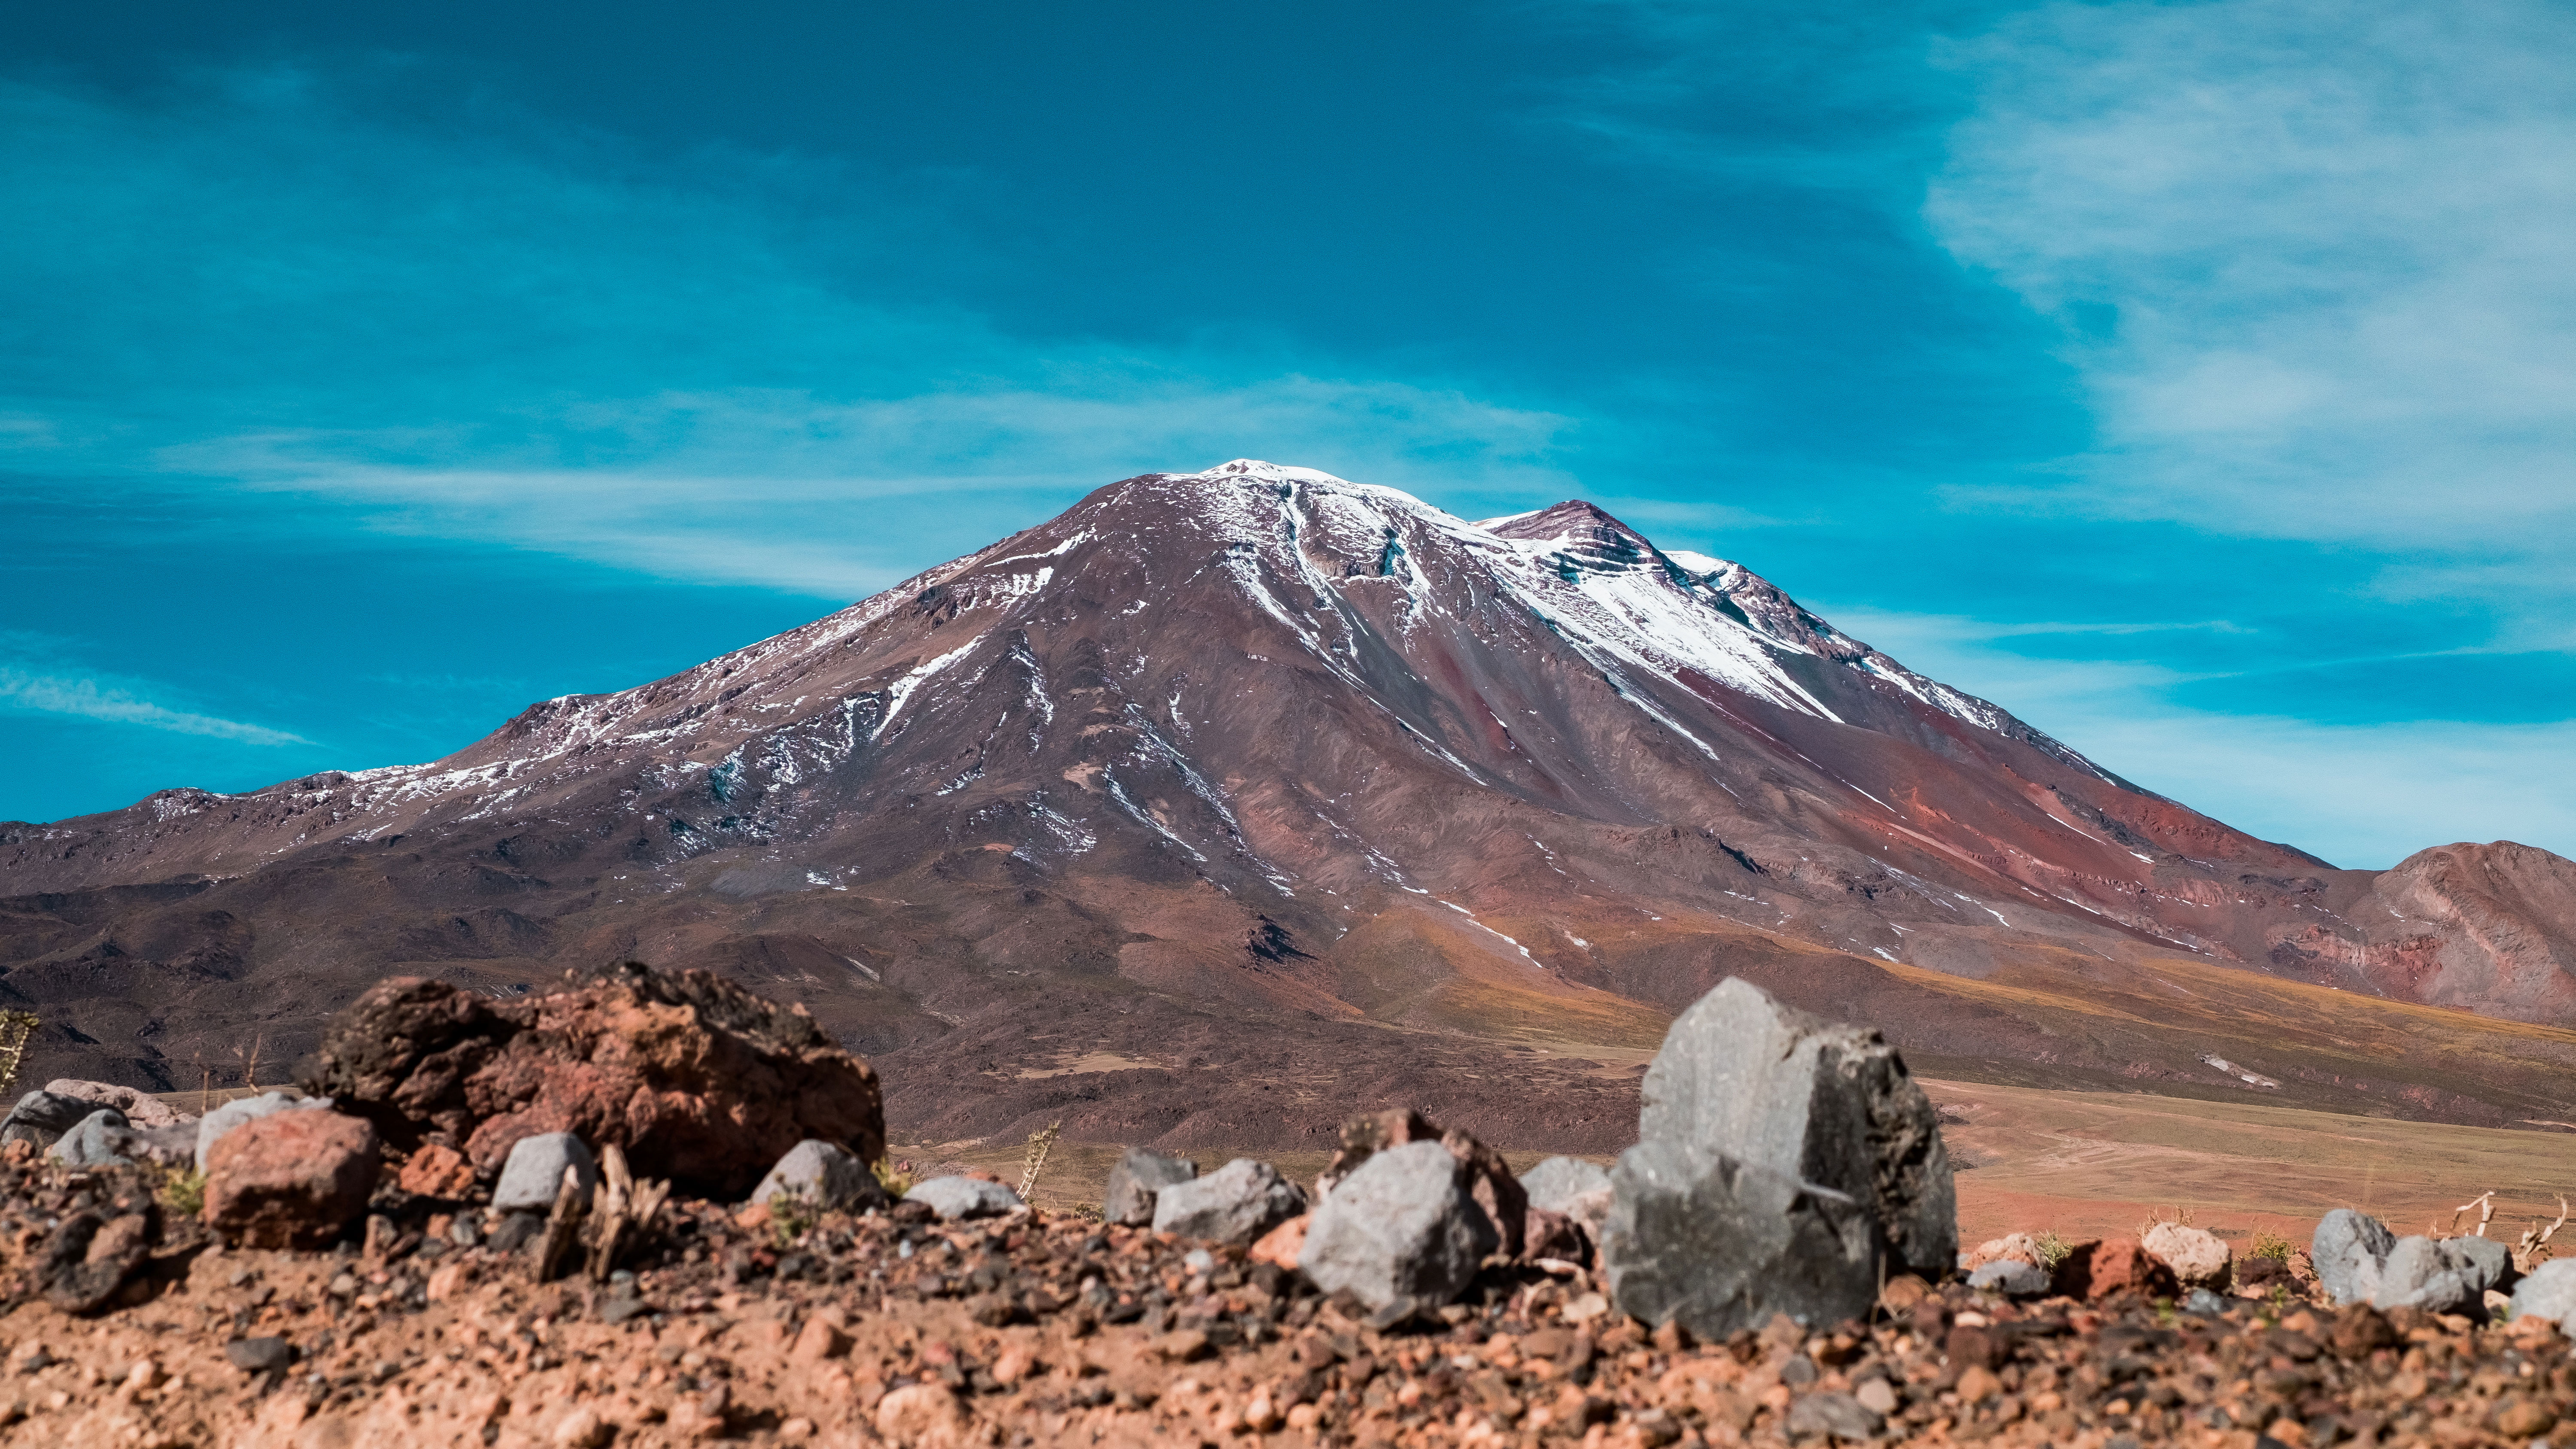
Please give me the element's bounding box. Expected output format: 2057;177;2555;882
6;461;2574;1148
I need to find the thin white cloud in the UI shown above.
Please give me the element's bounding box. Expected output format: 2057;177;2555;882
173;379;1580;596
0;667;309;747
1927;0;2576;568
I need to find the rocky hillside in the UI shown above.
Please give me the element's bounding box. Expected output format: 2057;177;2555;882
3;460;2573;1142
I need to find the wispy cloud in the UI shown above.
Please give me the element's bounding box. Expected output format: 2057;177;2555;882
1927;0;2576;568
172;379;1577;596
0;666;308;747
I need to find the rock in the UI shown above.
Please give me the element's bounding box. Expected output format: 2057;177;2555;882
1152;1158;1306;1244
398;1143;477;1199
2312;1209;2507;1312
204;1109;381;1249
2511;1258;2576;1326
1965;1233;2043;1270
1631;977;1954;1278
2142;1222;2232;1287
1604;1136;1878;1339
489;1211;546;1254
47;1108;134;1166
1523;1206;1590;1264
2181;1287;2230;1316
300;962;885;1198
42;1079;186;1129
1250;1213;1309;1270
1520;1155;1611;1212
2072;1238;2178;1301
0;1089;99;1150
2374;1234;2509;1312
1520;1155;1613;1244
751;1139;887;1212
1317;1109;1528;1259
494;1133;601;1212
1786;1390;1884;1440
790;1317;851;1363
106;1122;196;1169
876;1382;966;1447
195;1092;334;1173
2236;1254;2293;1294
40;1207;156;1313
1103;1148;1197;1228
1967;1258;2050;1296
2313;1209;2399;1305
903;1176;1023;1221
225;1337;293;1373
1298;1139;1500;1320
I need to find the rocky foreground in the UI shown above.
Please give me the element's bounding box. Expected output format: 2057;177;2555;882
2;1154;2573;1449
1;964;2570;1447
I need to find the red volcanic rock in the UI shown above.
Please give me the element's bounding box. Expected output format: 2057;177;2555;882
397;1143;475;1199
2062;1237;2179;1302
301;962;884;1198
205;1110;380;1249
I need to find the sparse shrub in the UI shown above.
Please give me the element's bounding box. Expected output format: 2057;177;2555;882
2247;1229;2292;1261
768;1186;820;1248
2138;1206;2196;1237
2031;1230;2072;1270
160;1167;207;1216
0;1011;37;1099
872;1157;915;1200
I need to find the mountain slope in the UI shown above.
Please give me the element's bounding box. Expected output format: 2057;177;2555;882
5;461;2573;1145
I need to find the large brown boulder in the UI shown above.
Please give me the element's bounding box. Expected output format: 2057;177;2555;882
205;1110;381;1249
301;962;884;1198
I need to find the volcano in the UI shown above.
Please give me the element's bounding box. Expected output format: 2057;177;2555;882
7;461;2574;1149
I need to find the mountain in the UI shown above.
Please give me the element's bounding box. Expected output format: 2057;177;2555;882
7;460;2575;1149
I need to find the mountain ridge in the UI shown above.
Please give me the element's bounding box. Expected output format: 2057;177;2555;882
3;460;2570;1148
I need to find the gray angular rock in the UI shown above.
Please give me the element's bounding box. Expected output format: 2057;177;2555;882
749;1139;887;1212
1519;1155;1611;1211
492;1133;601;1212
1635;977;1955;1278
1152;1158;1306;1244
2181;1288;2230;1317
226;1337;292;1373
1967;1258;2050;1297
1604;1136;1879;1339
904;1175;1024;1221
2312;1209;2399;1305
194;1092;334;1173
1104;1148;1198;1228
1523;1155;1612;1232
44;1079;186;1129
1;1090;97;1150
1298;1140;1498;1319
1786;1390;1884;1441
47;1108;135;1166
112;1122;200;1169
2510;1258;2576;1325
2373;1234;2509;1312
2312;1209;2507;1312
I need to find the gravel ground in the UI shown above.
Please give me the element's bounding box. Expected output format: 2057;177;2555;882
0;1157;2565;1448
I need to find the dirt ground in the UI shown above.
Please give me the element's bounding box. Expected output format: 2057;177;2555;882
1923;1079;2576;1247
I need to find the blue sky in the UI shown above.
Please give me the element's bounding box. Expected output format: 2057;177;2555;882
4;0;2570;869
